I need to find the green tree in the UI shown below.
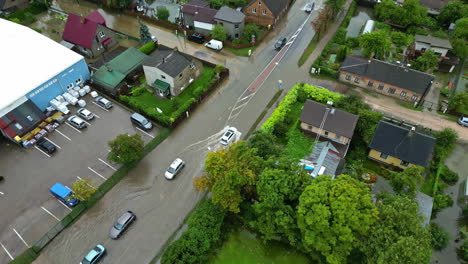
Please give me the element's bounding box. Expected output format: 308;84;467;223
193;141;264;213
30;0;52;8
391;31;413;47
211;25;227;41
209;0;227;9
297;175;378;264
362;194;432;264
242;23;260;42
438;1;468;27
157;7;170;21
453;17;468;40
359;30;391;59
72;178;96;201
389;166;424;196
375;0;427;27
105;0;131;9
434;128;459;161
430;223;450;250
451;38;468;58
357;110;384;144
337;45;350;62
139;23;152;44
449;93;468;114
326;0;346;16
108;133;144;165
247;130;282;160
413;50;439;72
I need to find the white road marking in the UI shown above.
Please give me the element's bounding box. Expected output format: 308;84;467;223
77;176;97;189
92;102;109;112
34;146;51;158
13;228;30;248
65;123;82;133
88;167;107;180
0;242;13;260
83;120;91;126
44;137;61;149
232;102;249;112
98;158;117;171
0;192;4;195
55;129;72;141
93;114;101;119
41;206;60;221
57;200;72;211
136;127;155;138
239;94;254;102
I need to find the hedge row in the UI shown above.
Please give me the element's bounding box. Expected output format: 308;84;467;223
138;42;156;55
161;199;225;264
261;83;342;134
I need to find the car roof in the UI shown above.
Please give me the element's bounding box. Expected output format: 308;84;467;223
170;158;183;168
131;112;145;120
117;211;133;224
85;247;101;260
50;183;71;198
79;108;91;114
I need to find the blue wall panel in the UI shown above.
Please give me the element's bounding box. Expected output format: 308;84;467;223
27;58;90;111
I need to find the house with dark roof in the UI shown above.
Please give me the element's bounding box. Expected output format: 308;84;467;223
62;10;117;58
300;141;344;178
142;47;203;97
214;6;245;40
412;35;459;73
420;0;455;15
92;47;148;95
368;120;435;169
339;56;435;105
244;0;290;26
180;0;218;36
0;0;28;11
300;99;359;155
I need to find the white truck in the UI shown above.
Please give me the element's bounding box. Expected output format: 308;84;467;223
205;39;223;50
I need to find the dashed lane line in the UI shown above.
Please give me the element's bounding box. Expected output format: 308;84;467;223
55;129;72;141
0;242;13;260
13;228;30;248
98;158;117;171
41;206;60;222
88;167;108;180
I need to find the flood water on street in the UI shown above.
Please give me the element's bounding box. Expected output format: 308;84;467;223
345;6;374;38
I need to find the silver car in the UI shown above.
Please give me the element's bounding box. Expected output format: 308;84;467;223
109;211;136;239
458;117;468;127
67;115;87;129
165;158;185;180
77;108;95;120
95;96;113;109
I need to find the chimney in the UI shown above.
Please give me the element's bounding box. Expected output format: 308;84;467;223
106;65;113;72
80;15;86;24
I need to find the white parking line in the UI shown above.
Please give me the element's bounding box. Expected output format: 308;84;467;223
65;123;82;133
93;113;101;119
57;200;72;211
55;129;72;141
83;120;92;126
0;192;4;195
77;176;97;189
98;158;117;171
13;228;30;248
34;146;51;158
41;206;60;221
44;137;61;149
88;167;107;180
92;102;109;112
0;242;13;260
136;127;155;138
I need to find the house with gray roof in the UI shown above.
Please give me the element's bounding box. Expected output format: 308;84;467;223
214;6;245;40
142;47;203;97
300;141;344;179
244;0;291;26
413;35;459;73
339;55;435;105
368;120;436;169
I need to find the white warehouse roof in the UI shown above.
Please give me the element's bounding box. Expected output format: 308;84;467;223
0;18;84;112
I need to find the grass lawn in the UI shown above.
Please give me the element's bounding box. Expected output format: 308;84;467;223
275;101;306;145
298;36;318;67
210;230;312;264
225;46;257;57
396;101;424;111
363;160;392;178
437;111;459;122
285;123;314;160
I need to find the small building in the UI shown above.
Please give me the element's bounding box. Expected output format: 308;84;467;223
339;55;435;105
300;141;344;178
62;10;118;58
362;20;375;35
92;47;148;95
214;6;245;40
142;47;203;97
412;34;459;73
0;0;28;11
368;120;436;169
244;0;290;26
180;0;218;36
419;0;455;15
416;192;434;227
300;99;359;156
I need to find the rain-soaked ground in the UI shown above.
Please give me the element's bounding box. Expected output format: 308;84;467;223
30;11;67;42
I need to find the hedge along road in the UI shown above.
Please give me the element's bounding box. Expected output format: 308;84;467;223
33;1;321;264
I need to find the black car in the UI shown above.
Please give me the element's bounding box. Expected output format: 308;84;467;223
188;33;204;44
36;138;56;154
274;37;287;50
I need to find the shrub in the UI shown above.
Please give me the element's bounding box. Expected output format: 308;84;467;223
156;7;170;21
346;37;360;49
138;41;156;55
334;28;347;45
232;38;241;44
407;26;429;36
440;165;458;185
430;223;450;251
440;87;450;97
242;23;260;42
337;45;349;62
131;86;150;96
433;194;454;215
460;240;468;261
273;121;289;138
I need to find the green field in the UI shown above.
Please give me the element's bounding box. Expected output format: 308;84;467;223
211;230;312;264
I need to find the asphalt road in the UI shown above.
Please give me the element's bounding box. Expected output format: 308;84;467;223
33;0;321;263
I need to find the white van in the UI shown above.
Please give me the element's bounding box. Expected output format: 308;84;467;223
205;39;223;50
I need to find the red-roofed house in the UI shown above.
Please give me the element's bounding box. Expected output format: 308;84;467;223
62;10;117;58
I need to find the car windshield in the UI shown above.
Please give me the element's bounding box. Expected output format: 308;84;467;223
225;131;233;137
276;40;282;45
141;119;148;125
167;167;176;174
114;223;124;230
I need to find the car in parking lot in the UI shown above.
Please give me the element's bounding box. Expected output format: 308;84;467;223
188;33;204;44
130;113;153;130
36;138;56;154
109;211;136;239
274;37;287;50
220;127;237;145
50;183;79;207
67;115;87;129
95;96;113;109
80;244;106;264
77;108;95;120
458;117;468;127
305;2;314;12
165;158;185;180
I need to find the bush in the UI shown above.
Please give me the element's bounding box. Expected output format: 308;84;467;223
334;28;347;45
407;26;429;36
138;41;156;55
232;38;241;44
460;240;468;261
433;194;454;214
337;45;349;62
346;37;360;49
156;7;170;21
440;87;450;97
440;165;458;185
273;121;289;138
131;86;150;96
430;223;450;250
242;23;260;42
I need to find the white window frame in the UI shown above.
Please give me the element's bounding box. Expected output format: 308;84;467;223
252;8;256;13
262;9;266;15
99;31;105;38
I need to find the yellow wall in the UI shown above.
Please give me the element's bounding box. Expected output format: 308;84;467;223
368;149;414;169
300;122;350;145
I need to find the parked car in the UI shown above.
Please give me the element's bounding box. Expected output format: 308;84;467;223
67;115;87;129
109;211;136;239
305;2;314;13
36;138;56;154
77;108;95;120
130;113;153;130
165;158;185;180
458;117;468;127
188;33;204;44
80;244;106;264
95;96;113;109
220;127;237;145
274;37;287;50
205;39;223;50
50;183;79;207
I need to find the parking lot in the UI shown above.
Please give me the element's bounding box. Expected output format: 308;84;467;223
0;92;159;263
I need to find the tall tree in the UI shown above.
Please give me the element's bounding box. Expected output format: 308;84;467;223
326;0;346;16
193;141;264;213
359;30;392;59
452;17;468;40
105;0;131;9
157;7;170;21
139;23;152;44
375;0;427;27
108;133;144;165
451;38;468;58
362;194;432;264
72;178;96;201
413;50;440;72
391;31;414;47
438;1;468;27
297;175;378;264
211;25;227;41
449;93;468;114
247;130;282;160
389;166;424;196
